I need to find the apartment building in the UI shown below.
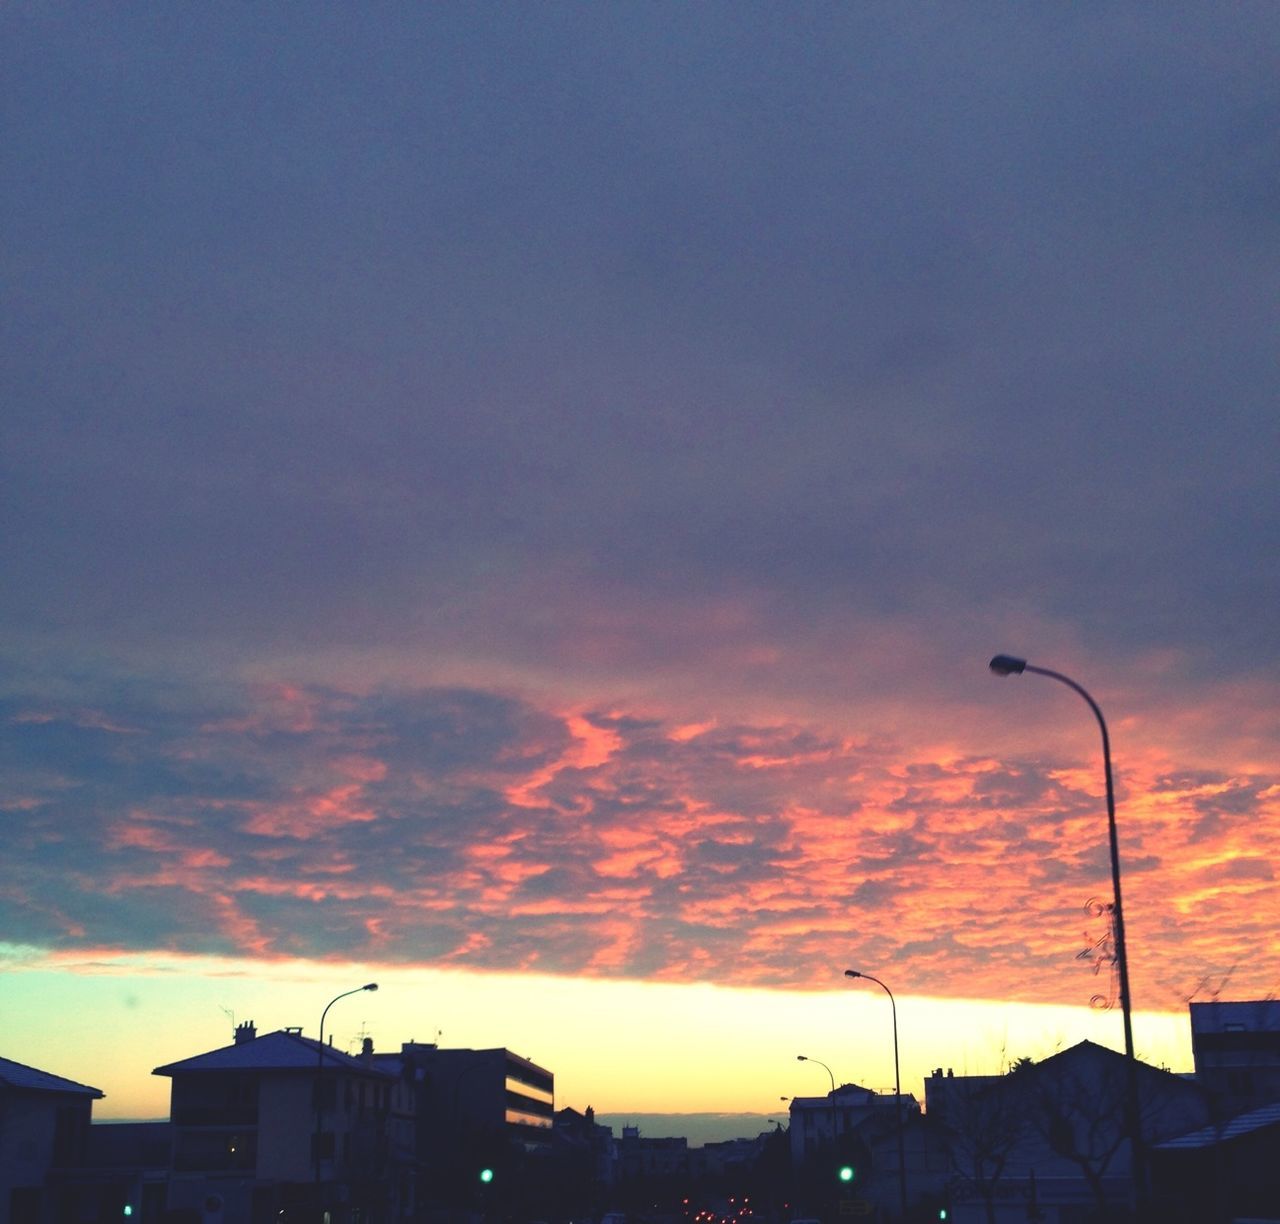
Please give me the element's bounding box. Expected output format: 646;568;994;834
153;1022;397;1222
1190;998;1280;1115
0;1055;102;1224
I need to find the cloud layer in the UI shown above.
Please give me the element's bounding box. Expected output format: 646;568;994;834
4;675;1275;1008
2;7;1277;1016
4;5;1279;680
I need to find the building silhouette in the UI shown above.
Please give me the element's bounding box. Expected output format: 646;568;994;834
0;1055;101;1224
5;997;1280;1222
153;1023;397;1222
1190;998;1280;1116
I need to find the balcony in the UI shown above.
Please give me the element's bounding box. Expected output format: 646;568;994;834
173;1130;257;1172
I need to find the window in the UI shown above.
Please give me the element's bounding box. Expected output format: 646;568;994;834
505;1075;554;1105
313;1079;337;1109
176;1130;257;1172
52;1105;86;1167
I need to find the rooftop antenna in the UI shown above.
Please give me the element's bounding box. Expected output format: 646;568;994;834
350;1018;373;1053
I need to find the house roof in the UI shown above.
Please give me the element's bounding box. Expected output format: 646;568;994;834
1154;1100;1280;1150
153;1029;393;1078
1023;1039;1207;1091
790;1086;914;1109
0;1054;103;1098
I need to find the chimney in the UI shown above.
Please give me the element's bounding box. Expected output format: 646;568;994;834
362;1036;374;1063
234;1021;256;1045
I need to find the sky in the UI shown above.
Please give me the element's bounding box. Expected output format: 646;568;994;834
2;4;1278;1135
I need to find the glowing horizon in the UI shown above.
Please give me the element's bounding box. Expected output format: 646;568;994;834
2;950;1200;1124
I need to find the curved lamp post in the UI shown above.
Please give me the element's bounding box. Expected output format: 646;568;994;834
988;654;1144;1210
796;1054;836;1095
845;970;907;1218
314;983;378;1193
797;1055;839;1153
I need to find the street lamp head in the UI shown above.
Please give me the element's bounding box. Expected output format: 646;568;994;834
844;970;862;979
796;1054;807;1062
362;982;378;992
989;654;1028;676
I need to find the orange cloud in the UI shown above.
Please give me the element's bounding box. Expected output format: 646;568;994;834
5;675;1278;1011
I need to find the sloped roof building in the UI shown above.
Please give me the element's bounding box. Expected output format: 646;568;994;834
154;1023;396;1223
0;1054;102;1224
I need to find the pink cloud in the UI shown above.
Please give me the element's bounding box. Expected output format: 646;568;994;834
6;675;1278;1009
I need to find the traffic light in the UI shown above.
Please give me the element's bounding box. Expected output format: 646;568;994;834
838;1164;856;1184
478;1168;494;1184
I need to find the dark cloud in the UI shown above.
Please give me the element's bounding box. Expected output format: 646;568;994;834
2;4;1278;698
1;6;1278;1007
1193;782;1270;817
1205;858;1274;884
849;879;902;908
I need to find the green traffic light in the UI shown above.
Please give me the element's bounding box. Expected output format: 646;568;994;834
479;1168;494;1184
838;1165;855;1183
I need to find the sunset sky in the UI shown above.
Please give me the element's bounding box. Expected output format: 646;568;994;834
3;5;1278;1130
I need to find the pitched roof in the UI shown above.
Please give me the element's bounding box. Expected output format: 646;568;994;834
153;1029;393;1078
0;1054;103;1098
1155;1100;1280;1150
1028;1039;1203;1088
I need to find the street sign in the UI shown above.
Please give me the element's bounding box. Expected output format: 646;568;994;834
838;1201;872;1216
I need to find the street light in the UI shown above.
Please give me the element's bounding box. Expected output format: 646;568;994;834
797;1055;839;1158
796;1054;835;1095
845;970;907;1218
988;653;1144;1209
314;983;378;1194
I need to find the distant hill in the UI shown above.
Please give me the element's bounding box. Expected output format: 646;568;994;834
97;1111;785;1147
592;1112;785;1147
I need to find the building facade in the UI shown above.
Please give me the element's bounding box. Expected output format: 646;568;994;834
372;1043;554;1215
1190;999;1280;1116
0;1055;102;1224
153;1023;397;1222
786;1084;918;1168
931;1041;1212;1224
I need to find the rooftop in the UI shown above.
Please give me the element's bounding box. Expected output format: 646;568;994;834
0;1054;103;1098
1155;1101;1280;1150
153;1029;393;1078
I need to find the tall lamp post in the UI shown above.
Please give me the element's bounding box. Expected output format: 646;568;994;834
845;970;907;1219
797;1055;839;1159
988;654;1144;1211
313;982;378;1201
